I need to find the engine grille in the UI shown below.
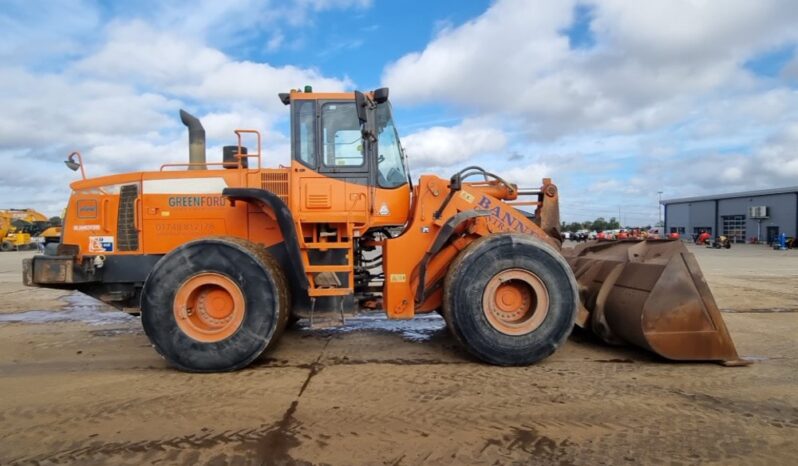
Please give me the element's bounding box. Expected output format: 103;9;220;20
117;184;139;251
261;172;289;203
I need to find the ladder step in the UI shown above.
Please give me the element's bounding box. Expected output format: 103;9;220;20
303;242;351;249
306;265;350;273
308;288;353;297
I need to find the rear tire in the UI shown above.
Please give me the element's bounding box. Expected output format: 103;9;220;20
443;233;578;365
141;237;289;372
1;242;12;252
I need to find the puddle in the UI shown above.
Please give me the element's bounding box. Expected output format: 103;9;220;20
741;355;770;362
1;293;445;340
0;293;136;326
304;313;447;342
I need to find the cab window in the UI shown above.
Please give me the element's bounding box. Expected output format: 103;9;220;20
322;102;364;167
375;103;408;188
295;100;316;167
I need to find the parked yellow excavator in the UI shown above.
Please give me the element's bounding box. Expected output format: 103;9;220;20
1;209;60;251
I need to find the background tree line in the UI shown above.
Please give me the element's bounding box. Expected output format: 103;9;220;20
560;217;626;233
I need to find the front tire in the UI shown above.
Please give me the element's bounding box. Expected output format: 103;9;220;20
141;237;289;372
443;233;578;365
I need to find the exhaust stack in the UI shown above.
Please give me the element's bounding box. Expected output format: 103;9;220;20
179;109;206;170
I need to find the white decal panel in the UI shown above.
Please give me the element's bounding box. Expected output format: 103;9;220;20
143;178;228;195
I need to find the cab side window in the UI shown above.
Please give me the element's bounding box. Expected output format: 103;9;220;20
321;102;363;167
296;100;316;167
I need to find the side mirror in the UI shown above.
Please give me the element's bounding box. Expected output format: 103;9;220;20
354;90;367;124
65;160;80;171
373;87;389;104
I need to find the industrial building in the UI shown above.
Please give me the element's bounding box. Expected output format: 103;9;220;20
662;186;798;243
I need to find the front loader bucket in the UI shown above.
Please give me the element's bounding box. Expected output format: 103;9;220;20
563;240;747;365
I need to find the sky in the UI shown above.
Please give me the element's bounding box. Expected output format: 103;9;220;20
2;0;798;226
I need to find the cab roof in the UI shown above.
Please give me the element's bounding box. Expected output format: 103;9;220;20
278;87;388;105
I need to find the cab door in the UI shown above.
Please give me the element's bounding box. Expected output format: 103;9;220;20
294;99;370;223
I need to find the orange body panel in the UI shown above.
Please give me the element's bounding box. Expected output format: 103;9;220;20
382;175;558;319
63;159;412;259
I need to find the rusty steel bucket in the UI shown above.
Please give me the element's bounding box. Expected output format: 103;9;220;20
563;240;748;366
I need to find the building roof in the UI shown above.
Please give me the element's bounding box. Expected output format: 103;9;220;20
662;186;798;205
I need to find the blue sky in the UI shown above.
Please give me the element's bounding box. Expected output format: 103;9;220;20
2;0;798;226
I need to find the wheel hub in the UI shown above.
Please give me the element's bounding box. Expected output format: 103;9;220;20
173;273;245;342
482;269;549;336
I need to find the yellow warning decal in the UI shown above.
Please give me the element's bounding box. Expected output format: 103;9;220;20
390;274;407;283
459;191;475;203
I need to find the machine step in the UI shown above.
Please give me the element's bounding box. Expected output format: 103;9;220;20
303;242;352;249
307;288;352;297
306;265;351;273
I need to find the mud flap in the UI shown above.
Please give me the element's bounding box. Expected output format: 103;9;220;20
563;240;748;366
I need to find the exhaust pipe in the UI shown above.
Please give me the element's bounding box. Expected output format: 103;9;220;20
179;109;206;170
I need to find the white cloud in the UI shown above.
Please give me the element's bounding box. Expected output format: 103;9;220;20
4;0;798;226
74;21;228;87
0;0;100;64
382;0;798;223
0;5;360;216
638;122;798;197
402;119;507;168
383;0;798;137
75;22;352;113
190;61;351;111
593;0;798;64
0;67;177;149
383;0;574;112
501;162;552;187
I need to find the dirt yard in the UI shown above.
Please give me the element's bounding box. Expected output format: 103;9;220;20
0;244;796;465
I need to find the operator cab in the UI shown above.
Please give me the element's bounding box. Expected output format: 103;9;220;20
277;87;413;316
279;86;412;200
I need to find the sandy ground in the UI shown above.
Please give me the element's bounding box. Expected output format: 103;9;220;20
0;244;796;465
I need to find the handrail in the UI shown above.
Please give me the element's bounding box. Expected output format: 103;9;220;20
158;129;263;171
234;129;262;171
160;162;233;171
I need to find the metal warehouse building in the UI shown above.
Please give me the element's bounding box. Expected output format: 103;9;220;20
662;186;798;243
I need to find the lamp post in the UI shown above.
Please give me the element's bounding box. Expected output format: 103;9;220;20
657;191;663;226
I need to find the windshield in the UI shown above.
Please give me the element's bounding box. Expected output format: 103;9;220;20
375;102;409;188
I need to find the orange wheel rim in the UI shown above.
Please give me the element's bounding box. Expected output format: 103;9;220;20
482;268;549;336
173;273;245;342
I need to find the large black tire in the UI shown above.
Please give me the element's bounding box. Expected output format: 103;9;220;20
141;237;289;372
443;233;578;365
1;241;13;252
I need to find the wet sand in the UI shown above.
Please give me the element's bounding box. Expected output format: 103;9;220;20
0;245;796;465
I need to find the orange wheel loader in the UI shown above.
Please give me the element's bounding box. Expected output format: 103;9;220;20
22;87;746;371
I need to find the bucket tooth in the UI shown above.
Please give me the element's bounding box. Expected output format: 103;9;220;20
563;240;749;365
